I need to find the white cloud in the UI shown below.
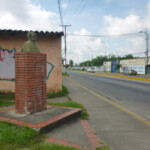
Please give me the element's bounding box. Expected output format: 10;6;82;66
103;14;143;35
99;1;150;59
102;2;150;35
114;37;145;56
62;2;68;9
0;0;60;31
66;29;105;63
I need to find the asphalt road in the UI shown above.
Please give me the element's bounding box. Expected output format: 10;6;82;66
69;71;150;121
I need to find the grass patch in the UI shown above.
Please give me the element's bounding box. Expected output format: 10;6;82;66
0;121;43;150
47;85;69;99
48;101;89;120
0;100;14;107
0;92;15;107
62;72;69;76
96;145;110;150
0;92;15;101
30;142;82;150
0;122;83;150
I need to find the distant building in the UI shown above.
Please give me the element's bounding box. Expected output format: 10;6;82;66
103;57;150;74
0;29;63;93
120;57;150;74
103;61;111;72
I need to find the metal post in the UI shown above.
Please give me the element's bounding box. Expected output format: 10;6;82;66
102;41;107;57
60;25;71;73
140;29;149;65
145;29;149;65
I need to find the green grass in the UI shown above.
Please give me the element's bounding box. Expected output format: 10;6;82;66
47;85;69;99
0;92;15;107
30;142;82;150
96;145;110;150
62;72;69;76
0;100;14;107
0;92;15;101
48;101;89;120
0;121;43;150
0;122;83;150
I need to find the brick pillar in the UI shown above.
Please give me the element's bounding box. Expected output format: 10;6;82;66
15;52;47;114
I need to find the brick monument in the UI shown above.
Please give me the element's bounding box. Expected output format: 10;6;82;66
15;32;47;114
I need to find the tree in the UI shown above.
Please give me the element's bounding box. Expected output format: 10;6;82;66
124;54;134;59
79;54;135;67
69;60;74;67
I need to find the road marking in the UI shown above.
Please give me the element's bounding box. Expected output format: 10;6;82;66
71;70;150;82
68;78;150;126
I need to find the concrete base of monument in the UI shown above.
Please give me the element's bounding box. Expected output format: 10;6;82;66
0;105;82;133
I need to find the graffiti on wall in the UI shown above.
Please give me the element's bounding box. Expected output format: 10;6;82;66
132;66;145;74
0;48;54;81
123;65;145;74
0;48;15;80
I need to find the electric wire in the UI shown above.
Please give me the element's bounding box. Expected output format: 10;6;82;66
67;32;142;38
70;0;87;24
57;0;64;31
68;0;84;23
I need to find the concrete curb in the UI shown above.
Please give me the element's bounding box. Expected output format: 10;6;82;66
0;105;82;133
71;71;150;82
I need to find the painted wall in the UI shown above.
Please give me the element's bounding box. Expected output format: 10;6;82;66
103;61;111;72
0;49;15;79
0;32;62;93
120;57;150;74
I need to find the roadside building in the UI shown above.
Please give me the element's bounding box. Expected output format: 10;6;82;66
103;61;111;72
0;29;63;93
120;57;150;74
103;57;150;74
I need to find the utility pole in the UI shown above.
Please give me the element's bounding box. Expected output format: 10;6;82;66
60;25;71;73
145;29;149;65
102;41;107;57
140;29;149;65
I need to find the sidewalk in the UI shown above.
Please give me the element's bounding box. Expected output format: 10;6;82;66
47;96;104;150
47;76;150;150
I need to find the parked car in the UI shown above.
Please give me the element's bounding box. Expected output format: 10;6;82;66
87;67;95;73
123;70;137;75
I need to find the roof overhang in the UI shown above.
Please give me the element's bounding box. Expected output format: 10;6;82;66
0;29;64;37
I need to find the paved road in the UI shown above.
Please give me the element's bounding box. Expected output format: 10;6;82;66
69;71;150;121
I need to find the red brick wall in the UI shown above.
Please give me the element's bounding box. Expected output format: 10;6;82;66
15;52;47;114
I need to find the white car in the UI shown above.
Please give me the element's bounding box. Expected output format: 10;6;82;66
87;67;95;73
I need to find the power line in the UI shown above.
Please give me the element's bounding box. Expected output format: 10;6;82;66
70;0;87;24
67;32;142;38
119;51;145;56
61;0;71;20
67;0;83;23
57;0;64;30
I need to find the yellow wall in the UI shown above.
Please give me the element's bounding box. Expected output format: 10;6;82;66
0;32;62;93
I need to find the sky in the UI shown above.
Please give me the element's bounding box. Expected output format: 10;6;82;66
0;0;150;64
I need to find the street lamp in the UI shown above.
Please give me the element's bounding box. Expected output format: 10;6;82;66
88;47;93;60
102;41;107;57
139;29;149;65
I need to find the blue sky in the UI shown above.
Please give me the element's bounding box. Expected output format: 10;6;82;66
0;0;150;63
32;0;149;33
